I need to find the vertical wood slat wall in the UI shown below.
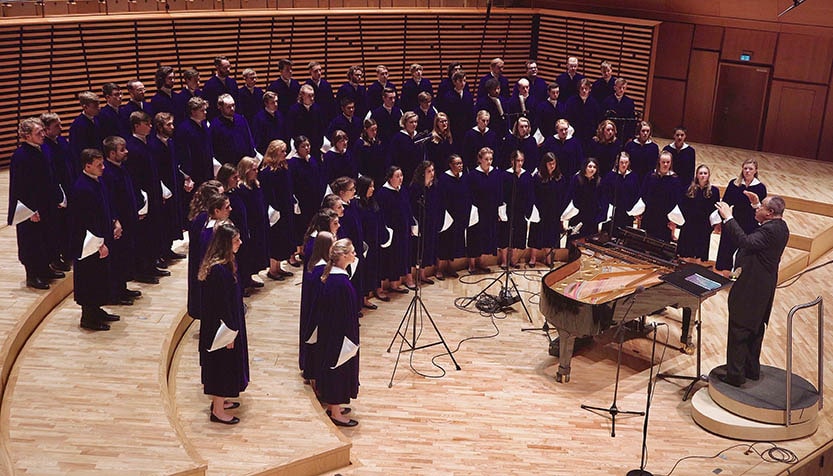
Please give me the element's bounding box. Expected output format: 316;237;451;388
0;9;657;166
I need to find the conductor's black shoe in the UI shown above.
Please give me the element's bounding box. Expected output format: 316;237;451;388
51;260;72;272
26;277;50;290
152;268;171;277
100;312;121;322
154;258;168;269
745;372;760;381
42;269;65;280
210;413;240;425
717;374;744;387
330;417;358;427
80;320;110;331
110;297;134;306
122;289;142;298
164;250;186;260
133;275;159;284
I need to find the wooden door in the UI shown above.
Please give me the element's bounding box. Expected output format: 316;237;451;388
711;63;770;150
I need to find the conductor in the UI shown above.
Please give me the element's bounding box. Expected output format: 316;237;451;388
715;193;789;387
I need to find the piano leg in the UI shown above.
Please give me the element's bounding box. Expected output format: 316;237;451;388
556;334;576;383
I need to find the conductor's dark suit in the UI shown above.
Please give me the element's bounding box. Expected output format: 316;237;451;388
723;216;789;385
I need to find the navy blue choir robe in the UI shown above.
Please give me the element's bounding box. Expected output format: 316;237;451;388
477;73;510;99
98;104;122;140
322;149;358;183
306;78;336;123
367;80;397;111
250;108;287;155
287;102;327;157
506;94;534;130
174;118;214;186
440;88;475;144
437;170;471;260
258;166;295;261
327;114;363;149
210;114;256;166
288;155;325;244
69;173;113;307
567;173;604;239
237;184;269;279
540;135;584;178
356;199;382;293
566;95;602;150
639;172;682;243
370;105;403;143
436;78;455;110
148;135;184;245
499;133;539;172
425;137;456;172
409;183;442;267
461;127;498;171
599;170;640;232
602;94;637;144
591;76;616;104
623;139;659;183
387;130;422;185
528;172;568;249
8;143;62;275
300;261;326;379
225;188;251;279
677;185;720;260
199;263;249;397
118;100;152;137
336;82;369;121
376;182;412;280
555;72;585;102
352;137;388;188
663;143;696;191
43;135;76;260
499;168;534;249
340;200;365;298
514;76;549;108
203;75;238;120
102;160;141;291
475;95;510;137
267;77;301;115
466;165;503;257
187;212;210;319
315;269;360;405
534;99;568;139
415;107;438;135
589;140;621;175
173;87;202;125
237;86;263;123
125;135;164;266
715;179;767;271
151;89;175;115
69;113;103;162
401;77;434;113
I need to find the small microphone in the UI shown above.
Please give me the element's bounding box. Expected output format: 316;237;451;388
571;223;583;234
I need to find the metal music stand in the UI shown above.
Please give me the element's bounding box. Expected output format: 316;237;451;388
656;264;732;400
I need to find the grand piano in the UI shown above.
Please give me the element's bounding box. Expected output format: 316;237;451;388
539;228;702;383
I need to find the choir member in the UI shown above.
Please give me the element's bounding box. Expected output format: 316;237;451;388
259;140;298;280
540;118;584;178
498;150;534;269
328;97;363;149
507;78;533;131
323;130;358;182
528;152;568;267
237;157;270;289
436;62;463;110
203;56;238;120
352;118;388;188
198;221;249;425
210;93;256;166
599;151;640;233
302;210;341;266
466;147;502;274
589;119;620;173
475;78;509;136
173;68;202;125
99;83;123;140
663;126;696;190
624;120;659;182
425;112;455;172
289;135;326;258
500;117;539;172
300;231;335;384
316;238;360;427
306;61;336;123
367;65;397;111
250;91;288;155
9;118;65;289
387;111;421;184
267;58;301;115
534;83;567;139
337;66;369;120
186;183;227;320
151;66;176;115
440;70;475;144
68;91;103;161
369;87;403;143
216;164;252;292
565;78;602;150
149;112;187;264
401;63;433;113
174;97;214;189
638;151;682;243
477;57;510;100
566;157;603;240
556;56;585;102
287;84;327;158
40;112;75;272
715;159;767;272
461;110;498;171
331;177;368;309
237;68;263;123
514;60;548;108
601;78;636;146
677;164;720;261
436;154;470;279
375;166;413;292
69;149;118;330
590;61;616;104
354;176;386;303
409;161;442;284
414;92;438;134
119;80;152;137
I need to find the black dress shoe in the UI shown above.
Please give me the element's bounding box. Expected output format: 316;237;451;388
101;312;121;322
164;250;187;260
133;275;159;284
80;320;110;331
154;258;168;269
51;260;72;272
110;298;134;306
373;291;391;302
330;417;358;427
419;278;435;285
717;374;744;387
745;372;760;381
363;302;378;310
247;280;265;288
42;269;65;280
26;277;50;290
122;289;142;298
152;268;171;277
266;272;285;281
210;413;240;425
389;287;409;294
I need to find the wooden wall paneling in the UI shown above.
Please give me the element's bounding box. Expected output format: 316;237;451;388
773;33;833;85
720;27;777;65
653;21;693;81
184;0;217;11
692;23;723;51
1;1;41;18
68;0;106;14
648;77;685;137
763;80;827;159
42;1;69;16
711;63;769;150
818;75;833;162
683;49;718;142
105;0;133;12
128;0;161;12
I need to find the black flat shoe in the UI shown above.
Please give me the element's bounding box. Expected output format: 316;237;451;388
330;417;358;427
288;257;302;268
26;277;50;290
404;283;417;291
447;270;460;278
165;251;187;260
247;280;265;288
152;268;171;277
373;291;391;302
122;289;142;298
266;272;285;281
363;302;378;310
210;413;240;425
133;275;159;285
419;278;435;285
80;320;110;331
210;401;241;411
110;298;134;306
389;287;409;294
435;273;446;281
326;407;352;416
276;269;294;277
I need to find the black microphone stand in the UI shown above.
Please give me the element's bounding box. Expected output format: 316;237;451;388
627;322;664;476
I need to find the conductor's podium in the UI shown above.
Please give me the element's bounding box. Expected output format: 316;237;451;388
690;364;821;441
